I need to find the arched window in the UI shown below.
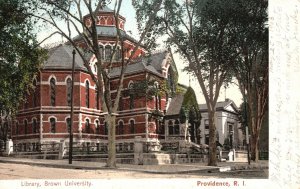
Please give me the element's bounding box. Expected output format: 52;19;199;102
50;118;56;133
16;122;19;135
105;46;112;61
66;118;71;133
167;68;175;93
96;120;100;134
130;120;135;134
114;47;121;61
154;82;159;110
174;120;180;135
117;121;124;135
85;80;90;108
168;120;173;135
104;121;108;135
32;119;37;134
129;83;134;109
32;79;37;107
50;78;56;106
66;78;72;106
24;120;28;134
95;86;99;110
85;119;90;133
100;45;104;60
158;95;161;110
93;64;97;73
119;94;123;111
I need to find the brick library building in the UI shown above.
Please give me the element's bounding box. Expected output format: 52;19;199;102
11;7;201;154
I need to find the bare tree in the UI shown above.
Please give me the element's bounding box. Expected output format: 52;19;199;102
33;0;163;168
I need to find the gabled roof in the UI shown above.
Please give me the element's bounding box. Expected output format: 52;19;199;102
72;26;140;46
165;94;184;116
109;51;169;78
166;86;200;117
199;99;239;114
99;6;114;13
96;26;138;43
143;50;169;72
42;44;170;77
43;45;87;71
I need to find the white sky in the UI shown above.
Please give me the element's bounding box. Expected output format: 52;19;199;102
37;1;243;106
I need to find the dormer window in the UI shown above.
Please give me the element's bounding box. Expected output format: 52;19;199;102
100;45;104;60
114;47;121;61
105;46;112;61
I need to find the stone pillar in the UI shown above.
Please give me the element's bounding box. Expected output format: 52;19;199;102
228;149;236;162
58;140;65;159
5;139;13;156
134;136;143;165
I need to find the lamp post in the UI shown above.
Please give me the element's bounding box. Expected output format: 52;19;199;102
69;49;76;164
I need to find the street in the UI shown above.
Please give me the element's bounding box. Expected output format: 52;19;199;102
0;162;268;179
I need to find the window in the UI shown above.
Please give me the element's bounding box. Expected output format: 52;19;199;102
16;122;19;135
158;95;161;110
93;64;97;73
50;78;56;106
50;118;56;133
228;124;233;132
114;47;121;61
85;119;90;133
117;121;124;135
174;120;180;135
66;118;71;133
95;87;99;110
105;46;111;61
228;123;233;145
129;83;134;109
32;119;37;134
119;95;123;111
168;120;173;135
24;120;28;134
205;134;209;145
129;94;134;109
204;119;209;129
100;46;104;60
154;82;159;110
66;78;72;106
130;120;135;134
85;80;90;108
96;120;100;134
104;121;108;135
167;68;175;92
33;79;37;107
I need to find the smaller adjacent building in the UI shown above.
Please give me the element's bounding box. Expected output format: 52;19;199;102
199;99;244;149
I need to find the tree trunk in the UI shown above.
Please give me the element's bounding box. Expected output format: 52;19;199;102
106;114;117;168
250;113;263;162
207;109;217;166
250;134;259;162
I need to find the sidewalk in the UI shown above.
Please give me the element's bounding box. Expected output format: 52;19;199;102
0;156;268;174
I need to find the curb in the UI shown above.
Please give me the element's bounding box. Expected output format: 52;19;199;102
0;158;268;174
